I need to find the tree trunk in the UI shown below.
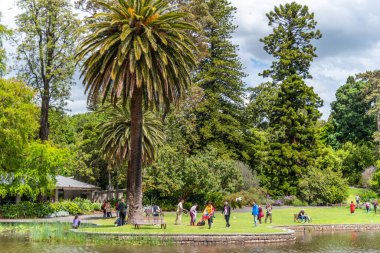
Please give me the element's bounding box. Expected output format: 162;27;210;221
39;93;49;141
126;85;143;223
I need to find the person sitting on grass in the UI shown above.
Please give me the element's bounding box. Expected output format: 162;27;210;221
72;215;81;229
298;210;310;222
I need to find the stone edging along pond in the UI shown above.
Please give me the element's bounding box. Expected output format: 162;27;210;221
70;230;296;245
279;223;380;232
71;223;380;245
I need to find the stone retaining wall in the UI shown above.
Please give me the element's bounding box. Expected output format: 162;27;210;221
281;224;380;232
74;231;296;245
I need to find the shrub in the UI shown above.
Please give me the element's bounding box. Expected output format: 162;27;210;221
50;201;82;215
225;187;270;209
359;189;378;202
0;199;99;219
299;167;348;205
73;198;93;213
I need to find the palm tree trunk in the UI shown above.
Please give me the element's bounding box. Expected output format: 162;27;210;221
126;85;143;223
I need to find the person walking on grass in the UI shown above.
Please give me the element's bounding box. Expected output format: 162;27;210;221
106;201;112;218
350;201;356;214
374;199;378;214
355;195;360;208
101;201;107;218
118;198;127;226
175;199;184;225
222;201;231;227
190;204;197;226
258;205;265;224
366;201;370;213
203;201;215;229
251;201;259;226
265;204;272;224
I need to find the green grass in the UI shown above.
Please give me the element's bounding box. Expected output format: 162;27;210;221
346;187;365;204
80;206;380;235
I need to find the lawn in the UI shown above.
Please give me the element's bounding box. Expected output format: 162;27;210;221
80;205;380;235
346;187;365;203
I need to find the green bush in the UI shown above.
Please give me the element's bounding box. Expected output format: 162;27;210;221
359;189;378;202
92;202;101;211
73;198;93;213
292;198;308;207
0;199;100;219
299;167;348;205
225;187;270;209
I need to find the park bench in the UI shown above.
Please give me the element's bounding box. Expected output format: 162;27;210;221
133;213;166;229
294;213;312;223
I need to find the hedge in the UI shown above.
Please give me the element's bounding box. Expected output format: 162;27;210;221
0;198;101;219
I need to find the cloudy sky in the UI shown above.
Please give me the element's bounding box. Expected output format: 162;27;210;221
2;0;380;119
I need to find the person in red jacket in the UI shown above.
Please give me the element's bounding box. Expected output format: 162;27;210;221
350;201;356;214
258;205;265;224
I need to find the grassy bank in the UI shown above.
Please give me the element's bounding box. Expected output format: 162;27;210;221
80;205;380;235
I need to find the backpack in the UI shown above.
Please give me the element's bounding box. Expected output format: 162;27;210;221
197;220;205;226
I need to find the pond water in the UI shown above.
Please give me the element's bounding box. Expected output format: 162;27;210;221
1;231;380;253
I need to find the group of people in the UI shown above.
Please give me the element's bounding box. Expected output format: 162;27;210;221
175;200;232;229
100;198;127;225
101;201;113;218
251;202;272;226
350;196;379;214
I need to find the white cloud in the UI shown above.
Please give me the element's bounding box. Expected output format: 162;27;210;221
230;0;380;119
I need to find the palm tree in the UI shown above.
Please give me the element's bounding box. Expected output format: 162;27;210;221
77;0;197;221
98;105;165;166
98;105;165;203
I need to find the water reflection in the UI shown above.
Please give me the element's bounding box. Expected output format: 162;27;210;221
2;231;380;253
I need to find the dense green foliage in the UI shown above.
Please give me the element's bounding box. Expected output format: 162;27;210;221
144;146;243;209
261;75;322;196
0;198;100;219
192;0;248;161
0;78;38;171
327;76;376;148
299;167;348;205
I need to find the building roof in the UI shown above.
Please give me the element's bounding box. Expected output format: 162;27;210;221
55;175;100;190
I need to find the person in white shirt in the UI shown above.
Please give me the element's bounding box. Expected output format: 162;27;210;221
175;199;184;225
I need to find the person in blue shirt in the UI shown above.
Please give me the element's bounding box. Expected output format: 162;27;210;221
251;201;259;226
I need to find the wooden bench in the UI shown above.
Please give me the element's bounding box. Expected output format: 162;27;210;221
133;213;166;229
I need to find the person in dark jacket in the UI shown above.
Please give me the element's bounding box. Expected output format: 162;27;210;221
222;201;231;227
118;198;127;225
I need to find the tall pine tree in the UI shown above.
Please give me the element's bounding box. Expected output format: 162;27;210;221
256;2;323;196
263;75;322;196
193;0;248;160
260;2;321;83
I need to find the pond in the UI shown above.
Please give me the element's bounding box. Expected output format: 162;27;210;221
1;230;380;253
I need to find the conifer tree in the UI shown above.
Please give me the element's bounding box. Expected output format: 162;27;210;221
257;2;323;196
193;0;248;160
263;75;322;196
260;1;321;83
